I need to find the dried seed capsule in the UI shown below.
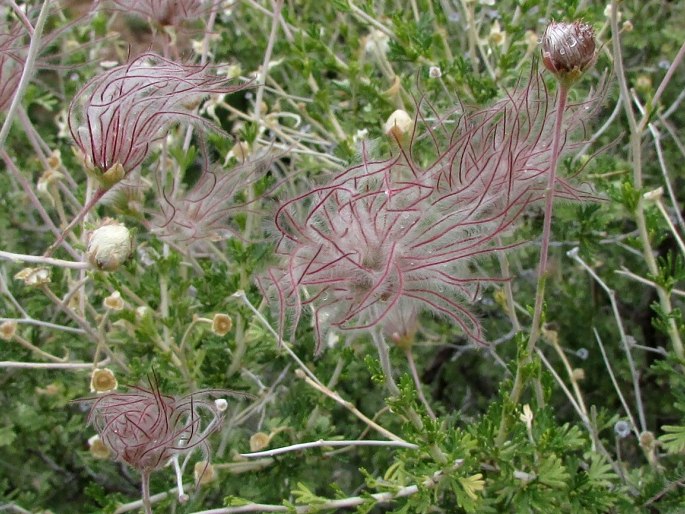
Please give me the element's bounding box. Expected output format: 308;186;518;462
90;368;118;393
212;313;233;336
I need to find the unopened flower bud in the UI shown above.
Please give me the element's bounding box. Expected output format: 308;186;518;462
214;398;228;412
639;430;656;450
90;368;118;393
87;219;133;271
0;320;17;341
212;313;233;336
194;461;216;486
384;109;413;141
614;420;631;439
88;434;111;459
541;21;596;87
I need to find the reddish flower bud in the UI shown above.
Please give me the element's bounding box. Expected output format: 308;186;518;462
541;21;596;86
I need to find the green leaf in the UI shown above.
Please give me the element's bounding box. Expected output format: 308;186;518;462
659;425;685;453
0;425;16;447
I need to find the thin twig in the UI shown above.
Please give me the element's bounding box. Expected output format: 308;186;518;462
569;248;646;432
0;250;89;270
0;0;52;152
241;438;417;458
295;369;409;444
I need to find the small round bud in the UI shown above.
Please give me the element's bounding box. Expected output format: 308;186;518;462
87;219;133;271
103;291;125;311
194;461;216;486
614;420;631;439
575;348;589;360
639;430;655;450
622;20;633;32
541;21;596;87
249;431;271;452
0;320;17;341
214;398;228;412
90;368;118;393
428;66;442;79
384;109;414;141
88;434;111;459
212;313;233;336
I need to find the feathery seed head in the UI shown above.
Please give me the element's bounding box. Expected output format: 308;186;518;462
81;374;227;472
68;53;250;182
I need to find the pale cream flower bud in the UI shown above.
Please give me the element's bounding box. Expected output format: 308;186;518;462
87;219;133;271
90;368;118;393
384;109;413;141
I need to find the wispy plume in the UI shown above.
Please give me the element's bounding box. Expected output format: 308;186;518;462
68;52;249;185
79;373;239;512
108;0;214;27
262;65;603;353
151;151;274;245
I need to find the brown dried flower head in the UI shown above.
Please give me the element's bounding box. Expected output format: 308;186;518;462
194;460;216;486
0;321;17;341
541;21;596;86
90;368;118;393
88;434;112;460
211;313;232;336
